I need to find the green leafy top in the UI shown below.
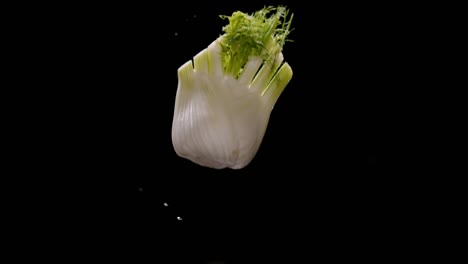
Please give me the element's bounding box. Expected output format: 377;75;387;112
219;6;294;78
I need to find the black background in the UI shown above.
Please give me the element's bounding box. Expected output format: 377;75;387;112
20;0;380;262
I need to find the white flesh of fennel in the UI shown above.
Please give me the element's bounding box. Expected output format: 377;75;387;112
172;36;292;169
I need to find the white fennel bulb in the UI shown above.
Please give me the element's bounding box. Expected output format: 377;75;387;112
172;6;294;169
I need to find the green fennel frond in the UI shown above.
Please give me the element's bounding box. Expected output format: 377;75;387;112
219;6;294;78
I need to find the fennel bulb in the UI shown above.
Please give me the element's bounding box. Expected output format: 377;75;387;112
172;6;294;169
